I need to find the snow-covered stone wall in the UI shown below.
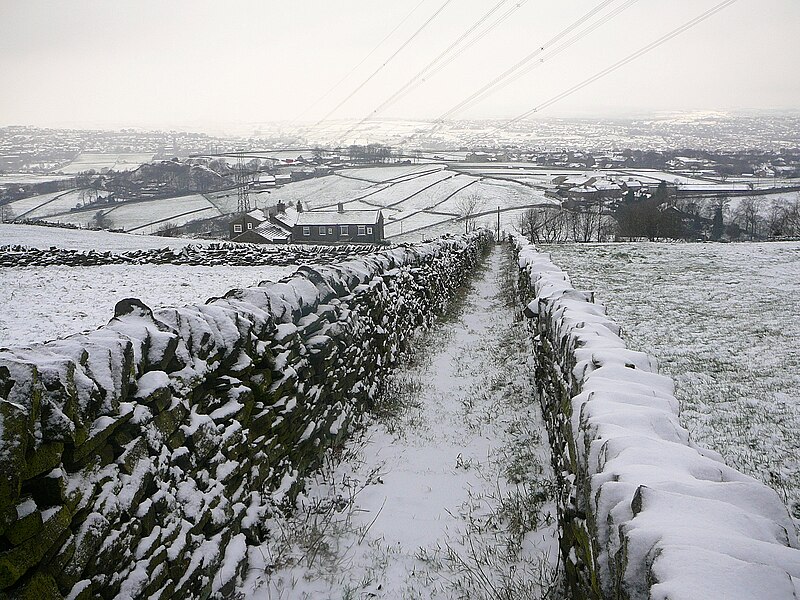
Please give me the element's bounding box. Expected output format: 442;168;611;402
0;242;382;268
512;236;800;600
0;230;493;600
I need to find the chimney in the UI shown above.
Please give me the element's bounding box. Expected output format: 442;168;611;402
337;202;344;213
277;200;286;213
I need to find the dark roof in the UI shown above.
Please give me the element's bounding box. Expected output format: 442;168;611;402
295;210;382;226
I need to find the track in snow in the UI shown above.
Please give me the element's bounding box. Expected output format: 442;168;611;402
243;245;563;599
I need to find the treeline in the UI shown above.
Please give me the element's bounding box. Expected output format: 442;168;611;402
518;183;800;243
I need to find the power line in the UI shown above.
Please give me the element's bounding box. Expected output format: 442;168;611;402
338;0;525;141
447;0;640;118
495;0;739;132
292;0;428;125
437;0;620;122
312;0;455;129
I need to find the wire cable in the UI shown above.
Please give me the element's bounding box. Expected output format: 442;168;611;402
338;0;524;141
292;0;428;125
495;0;739;132
313;0;455;129
437;0;620;122
449;0;640;118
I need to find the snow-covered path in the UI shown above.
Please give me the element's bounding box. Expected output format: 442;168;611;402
244;246;561;599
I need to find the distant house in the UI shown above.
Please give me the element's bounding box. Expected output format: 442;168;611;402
293;207;384;244
251;173;276;191
232;221;291;244
229;209;267;239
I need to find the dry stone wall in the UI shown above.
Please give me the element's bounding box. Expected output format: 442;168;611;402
0;230;493;600
0;242;383;268
512;236;800;600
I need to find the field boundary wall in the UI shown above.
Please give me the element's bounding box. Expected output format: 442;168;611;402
0;242;383;268
0;230;493;599
512;235;800;600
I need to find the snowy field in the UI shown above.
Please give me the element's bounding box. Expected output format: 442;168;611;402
57;152;156;174
268;166;557;242
0;173;75;185
0;263;296;347
0;224;221;251
38;194;222;232
4;190;84;220
263;174;388;211
543;241;800;525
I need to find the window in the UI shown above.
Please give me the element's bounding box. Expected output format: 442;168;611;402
247;222;253;230
319;226;326;236
340;225;349;236
367;226;373;235
357;225;366;236
233;224;243;233
328;227;334;235
303;226;310;236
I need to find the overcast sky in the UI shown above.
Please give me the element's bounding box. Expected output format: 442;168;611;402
1;0;798;132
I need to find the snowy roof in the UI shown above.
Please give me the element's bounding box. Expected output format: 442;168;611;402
246;208;266;221
295;210;382;226
254;222;290;239
593;180;621;191
272;206;299;228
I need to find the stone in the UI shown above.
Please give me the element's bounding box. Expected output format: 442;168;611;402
116;437;149;476
62;413;132;470
55;513;109;590
0;361;42;519
66;580;92;600
5;571;61;600
21;442;64;481
133;372;172;412
0;505;70;589
4;505;42;546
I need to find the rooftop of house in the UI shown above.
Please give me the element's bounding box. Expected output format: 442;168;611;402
271;205;299;228
254;221;291;239
243;208;267;221
295;210;382;226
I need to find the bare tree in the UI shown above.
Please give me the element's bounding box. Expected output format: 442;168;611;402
454;193;483;234
516;207;548;243
517;206;573;243
89;210;114;230
0;203;15;223
734;196;762;239
766;196;800;238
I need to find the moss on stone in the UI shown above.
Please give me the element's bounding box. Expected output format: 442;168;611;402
62;413;132;470
5;570;61;600
4;508;43;546
21;443;64;482
0;505;70;589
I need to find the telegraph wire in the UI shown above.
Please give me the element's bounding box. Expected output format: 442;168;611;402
447;0;640;118
494;0;739;132
437;0;620;122
407;0;529;89
395;0;625;145
338;0;525;141
312;0;455;129
292;0;428;125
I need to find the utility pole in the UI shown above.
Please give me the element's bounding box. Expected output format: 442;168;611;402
236;152;251;213
497;206;501;241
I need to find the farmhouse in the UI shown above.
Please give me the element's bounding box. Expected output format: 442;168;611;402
231;221;291;244
228;202;383;245
229;202;297;244
293;208;384;244
229;209;266;239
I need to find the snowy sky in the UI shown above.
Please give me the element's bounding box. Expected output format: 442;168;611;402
1;0;799;131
